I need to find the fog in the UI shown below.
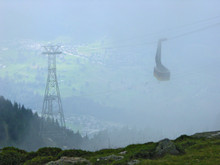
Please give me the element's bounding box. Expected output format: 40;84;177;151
0;0;220;148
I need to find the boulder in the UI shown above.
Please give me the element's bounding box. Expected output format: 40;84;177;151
119;151;127;155
46;156;91;165
155;138;179;157
128;159;140;165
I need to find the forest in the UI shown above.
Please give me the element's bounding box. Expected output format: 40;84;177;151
0;96;86;151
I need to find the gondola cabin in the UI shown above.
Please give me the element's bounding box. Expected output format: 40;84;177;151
154;38;170;81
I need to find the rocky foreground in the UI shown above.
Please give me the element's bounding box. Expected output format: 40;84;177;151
0;130;220;165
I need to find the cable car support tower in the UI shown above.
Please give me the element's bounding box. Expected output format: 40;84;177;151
41;45;66;130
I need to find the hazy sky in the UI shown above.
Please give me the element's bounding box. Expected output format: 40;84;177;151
1;0;220;42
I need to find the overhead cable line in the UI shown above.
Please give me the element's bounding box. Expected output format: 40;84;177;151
107;15;220;44
105;21;220;50
167;22;220;41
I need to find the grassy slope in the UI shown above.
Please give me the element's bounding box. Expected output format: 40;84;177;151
140;138;220;165
1;133;220;165
89;136;220;165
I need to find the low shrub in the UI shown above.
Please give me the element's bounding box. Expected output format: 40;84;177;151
24;156;55;165
25;151;38;161
58;149;91;158
0;149;26;165
36;147;62;157
1;146;27;154
129;149;152;159
174;135;194;142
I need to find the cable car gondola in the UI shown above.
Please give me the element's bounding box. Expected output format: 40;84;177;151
154;38;170;81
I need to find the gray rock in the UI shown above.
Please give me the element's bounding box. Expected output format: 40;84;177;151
99;154;124;161
46;156;91;165
128;159;140;165
119;151;127;155
155;138;179;157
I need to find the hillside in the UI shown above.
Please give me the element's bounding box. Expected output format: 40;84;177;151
0;96;86;151
0;131;220;165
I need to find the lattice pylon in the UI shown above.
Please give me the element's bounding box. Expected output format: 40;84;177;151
41;45;65;129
